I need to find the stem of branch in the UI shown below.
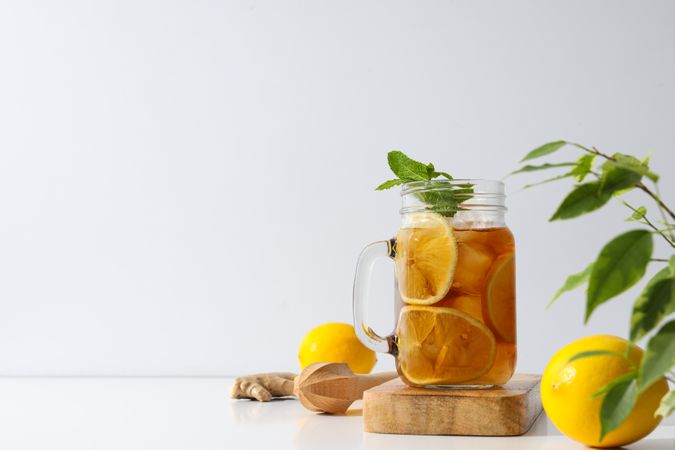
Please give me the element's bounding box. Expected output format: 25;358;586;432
636;182;675;222
573;143;615;161
623;201;675;249
654;183;675;241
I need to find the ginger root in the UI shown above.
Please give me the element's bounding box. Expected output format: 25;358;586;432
230;372;297;402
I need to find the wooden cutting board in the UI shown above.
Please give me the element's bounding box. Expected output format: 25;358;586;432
363;374;542;436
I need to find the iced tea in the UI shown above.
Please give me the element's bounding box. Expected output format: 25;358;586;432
353;178;515;388
394;226;516;387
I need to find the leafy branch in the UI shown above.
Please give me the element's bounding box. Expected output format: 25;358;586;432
513;140;674;442
575;144;675;222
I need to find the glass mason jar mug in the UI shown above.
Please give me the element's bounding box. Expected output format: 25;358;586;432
353;179;516;388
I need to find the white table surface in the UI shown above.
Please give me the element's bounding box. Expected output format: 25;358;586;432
0;377;672;449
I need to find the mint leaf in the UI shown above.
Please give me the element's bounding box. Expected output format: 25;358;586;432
425;163;455;180
387;151;431;181
655;390;675;418
548;263;594;308
586;230;653;323
425;164;453;180
520;140;568;162
426;163;436;179
638;319;675;392
431;171;453;180
417;182;474;216
630;268;675;341
599;377;638;441
375;179;405;191
377;151;469;217
550;182;611;221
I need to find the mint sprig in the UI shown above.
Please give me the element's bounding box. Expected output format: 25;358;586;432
376;151;471;217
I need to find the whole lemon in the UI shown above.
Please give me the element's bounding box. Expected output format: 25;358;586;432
298;323;376;374
541;335;668;448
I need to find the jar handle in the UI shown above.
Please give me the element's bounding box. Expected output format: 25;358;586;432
352;238;398;355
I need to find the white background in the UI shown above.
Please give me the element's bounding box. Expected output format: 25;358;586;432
0;0;673;376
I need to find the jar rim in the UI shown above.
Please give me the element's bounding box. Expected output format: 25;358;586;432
399;179;506;214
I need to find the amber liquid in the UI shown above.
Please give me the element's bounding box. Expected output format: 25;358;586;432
395;227;517;386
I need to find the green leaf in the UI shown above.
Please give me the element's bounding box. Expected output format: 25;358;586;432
610;153;659;182
598;161;643;196
641;151;652;166
550;182;611;221
570;154;596;182
379;151;464;216
670;255;675;277
425;163;453;180
520;140;568;162
586;230;653;322
592;372;637;399
387;151;430;181
611;186;638;198
522;173;572;189
655;390;675;417
375;179;405;190
625;206;647;222
417;181;474;217
430;171;453;180
548;263;594;308
567;349;627;364
425;163;436;179
599;377;638;441
638;319;675;392
425;162;453;180
630;268;675;341
510;162;575;175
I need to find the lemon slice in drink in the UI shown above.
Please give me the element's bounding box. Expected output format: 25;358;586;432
397;305;496;385
395;212;457;305
483;253;516;342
